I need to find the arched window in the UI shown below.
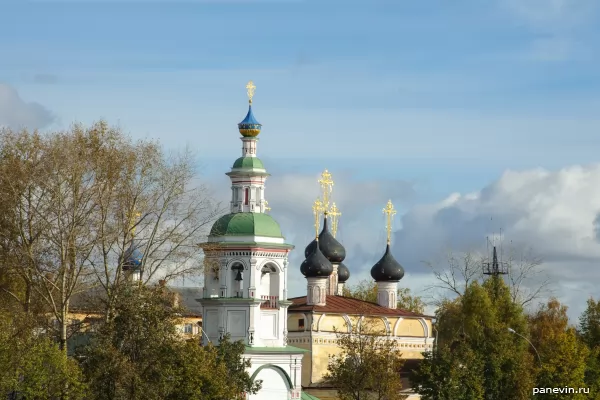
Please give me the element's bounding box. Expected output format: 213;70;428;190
244;188;249;205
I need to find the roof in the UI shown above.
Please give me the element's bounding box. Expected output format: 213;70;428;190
302;393;321;400
168;286;203;317
288;295;431;318
232;156;265;170
209;212;284;238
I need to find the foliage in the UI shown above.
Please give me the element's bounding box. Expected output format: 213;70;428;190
343;279;426;314
0;310;86;399
412;277;535;400
528;298;589;399
81;285;259;400
0;122;221;350
324;319;406;400
579;298;600;399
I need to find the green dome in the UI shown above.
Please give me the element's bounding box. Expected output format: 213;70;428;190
210;213;283;238
232;157;265;170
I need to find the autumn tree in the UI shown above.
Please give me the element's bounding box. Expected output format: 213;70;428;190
0;122;222;349
579;297;600;399
425;245;551;307
527;298;589;399
343;279;426;314
81;285;260;400
412;277;535;400
324;318;406;400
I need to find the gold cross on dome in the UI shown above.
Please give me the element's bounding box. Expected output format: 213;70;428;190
130;210;142;237
313;198;324;239
246;81;256;104
382;200;397;245
329;202;341;238
318;169;334;211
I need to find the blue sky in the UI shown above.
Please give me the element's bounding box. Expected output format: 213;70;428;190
2;0;600;319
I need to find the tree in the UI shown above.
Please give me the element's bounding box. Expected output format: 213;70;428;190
324;319;406;400
0;309;86;399
81;285;260;400
528;298;589;399
0;122;222;349
425;245;551;307
579;298;600;399
411;277;535;400
343;279;426;314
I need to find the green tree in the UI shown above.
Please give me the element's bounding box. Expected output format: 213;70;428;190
579;298;600;399
411;277;535;400
0;310;86;399
343;279;426;314
81;285;259;400
324;319;406;400
528;298;589;399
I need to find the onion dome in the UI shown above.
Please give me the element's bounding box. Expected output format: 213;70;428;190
238;105;262;137
122;241;143;271
370;244;404;282
300;240;333;278
337;262;350;283
304;217;346;263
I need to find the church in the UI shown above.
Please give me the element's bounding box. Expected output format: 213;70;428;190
197;82;434;400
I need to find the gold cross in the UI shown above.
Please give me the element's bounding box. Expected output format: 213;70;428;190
246;81;256;104
313;198;324;239
382;200;397;245
130;211;142;237
318;169;334;211
329;202;341;238
264;200;271;212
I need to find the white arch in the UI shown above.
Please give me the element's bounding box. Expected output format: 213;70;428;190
257;259;283;272
382;317;391;335
317;313;327;332
341;314;352;333
227;258;248;270
393;317;404;337
418;318;429;338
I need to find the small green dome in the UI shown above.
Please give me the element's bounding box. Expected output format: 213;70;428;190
232;157;265;170
210;212;283;238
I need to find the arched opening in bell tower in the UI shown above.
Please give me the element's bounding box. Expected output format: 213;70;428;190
260;263;280;309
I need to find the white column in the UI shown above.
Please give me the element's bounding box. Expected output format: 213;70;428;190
328;264;339;296
306;277;328;306
241;138;257;157
376;281;398;309
336;282;345;296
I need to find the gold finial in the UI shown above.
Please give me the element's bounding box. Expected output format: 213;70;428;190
246;80;256;104
318;169;334;212
382;200;396;245
329;202;341;238
130;211;142;237
264;200;271;212
313;198;324;239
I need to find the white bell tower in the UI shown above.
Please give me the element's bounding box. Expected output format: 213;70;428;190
198;81;304;400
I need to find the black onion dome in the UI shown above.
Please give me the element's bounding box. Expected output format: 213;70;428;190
370;244;404;282
337;262;350;283
304;217;346;263
300;241;333;278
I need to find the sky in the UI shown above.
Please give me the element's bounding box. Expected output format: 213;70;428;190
1;0;600;321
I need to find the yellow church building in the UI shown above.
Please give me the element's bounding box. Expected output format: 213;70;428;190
283;172;434;400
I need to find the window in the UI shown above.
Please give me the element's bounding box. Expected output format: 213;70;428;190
184;323;193;334
244;188;249;205
298;318;305;330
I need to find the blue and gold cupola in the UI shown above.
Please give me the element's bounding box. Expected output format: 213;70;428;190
237;81;262;137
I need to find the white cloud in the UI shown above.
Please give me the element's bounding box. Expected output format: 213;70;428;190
0;83;55;130
392;164;600;320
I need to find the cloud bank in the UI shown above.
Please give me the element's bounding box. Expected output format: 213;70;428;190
0;83;55;130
